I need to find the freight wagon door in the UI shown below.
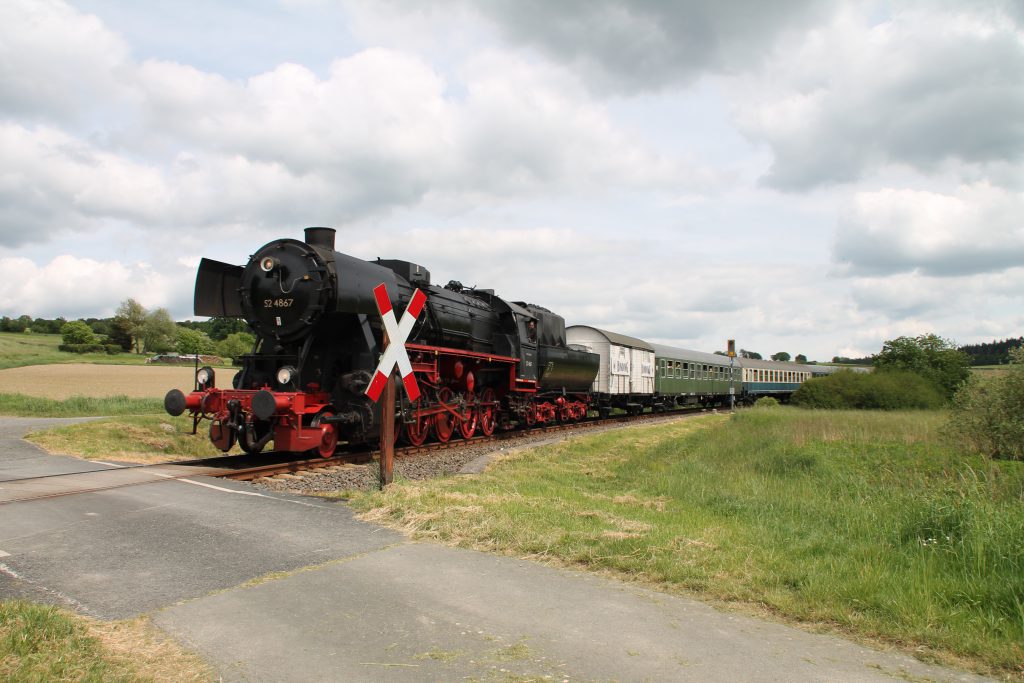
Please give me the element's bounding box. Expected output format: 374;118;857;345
609;344;631;394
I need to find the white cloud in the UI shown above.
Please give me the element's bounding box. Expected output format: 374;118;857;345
731;4;1024;189
355;0;834;94
0;255;175;318
0;0;130;121
834;183;1024;276
0;124;171;245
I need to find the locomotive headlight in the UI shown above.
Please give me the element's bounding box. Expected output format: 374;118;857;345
276;365;297;387
196;366;215;390
259;256;277;273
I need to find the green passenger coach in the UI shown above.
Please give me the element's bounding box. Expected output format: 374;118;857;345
649;343;740;408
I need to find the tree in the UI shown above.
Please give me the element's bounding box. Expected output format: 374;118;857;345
176;327;217;355
116;298;148;353
33;317;64;334
740;349;762;360
60;320;97;346
107;316;134;351
218;331;256;362
142;308;177;353
794;354;808;364
948;347;1024;460
873;333;971;400
771;352;791;362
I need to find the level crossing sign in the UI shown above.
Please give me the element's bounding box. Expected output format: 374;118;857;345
365;284;427;403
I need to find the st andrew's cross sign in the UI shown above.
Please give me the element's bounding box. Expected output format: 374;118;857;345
364;284;427;403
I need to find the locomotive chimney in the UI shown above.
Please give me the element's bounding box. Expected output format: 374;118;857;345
304;227;336;252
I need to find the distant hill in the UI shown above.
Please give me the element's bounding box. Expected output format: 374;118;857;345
959;337;1023;366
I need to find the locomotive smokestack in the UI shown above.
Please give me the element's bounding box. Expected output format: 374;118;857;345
304;227;336;252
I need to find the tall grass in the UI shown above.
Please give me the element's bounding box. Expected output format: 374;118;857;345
0;393;163;417
352;409;1024;676
25;415;234;461
0;600;212;682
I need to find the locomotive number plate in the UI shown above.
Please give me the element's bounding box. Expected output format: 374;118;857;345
263;298;294;308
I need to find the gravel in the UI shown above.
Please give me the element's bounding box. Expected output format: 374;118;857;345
250;412;712;496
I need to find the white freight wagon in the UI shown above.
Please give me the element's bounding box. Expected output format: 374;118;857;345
565;325;655;396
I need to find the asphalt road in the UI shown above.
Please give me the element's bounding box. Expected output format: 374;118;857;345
0;417;994;682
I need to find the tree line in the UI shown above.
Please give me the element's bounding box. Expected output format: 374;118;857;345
2;299;254;362
958;336;1023;366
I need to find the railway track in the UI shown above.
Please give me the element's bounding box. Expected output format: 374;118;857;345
219;405;715;482
1;407;721;504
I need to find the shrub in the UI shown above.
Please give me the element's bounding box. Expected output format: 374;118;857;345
175;327;217;355
60;320;97;346
753;396;780;407
218;331;256;363
873;333;971;400
792;370;944;410
57;343;107;354
947;348;1024;460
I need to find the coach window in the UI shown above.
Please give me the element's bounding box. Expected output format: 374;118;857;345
674;361;681;378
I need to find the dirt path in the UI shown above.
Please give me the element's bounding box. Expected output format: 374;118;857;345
0;363;209;399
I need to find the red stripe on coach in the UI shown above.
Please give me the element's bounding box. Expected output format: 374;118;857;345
373;284;392;316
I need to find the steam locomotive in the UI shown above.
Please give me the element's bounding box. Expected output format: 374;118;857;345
165;227;599;457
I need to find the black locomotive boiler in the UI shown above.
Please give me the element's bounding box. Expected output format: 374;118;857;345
165;227;599;457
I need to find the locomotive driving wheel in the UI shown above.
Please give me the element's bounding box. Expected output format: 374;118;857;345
404;399;430;446
523;403;537;427
479;388;497;436
434;387;456;443
311;410;338;458
458;391;478;439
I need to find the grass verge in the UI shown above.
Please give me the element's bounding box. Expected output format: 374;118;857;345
349;409;1024;679
25;415;236;461
0;600;212;682
0;393;163;417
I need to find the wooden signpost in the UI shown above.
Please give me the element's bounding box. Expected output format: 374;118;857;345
365;284;427;488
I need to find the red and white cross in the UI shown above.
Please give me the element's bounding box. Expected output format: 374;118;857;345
364;284;427;403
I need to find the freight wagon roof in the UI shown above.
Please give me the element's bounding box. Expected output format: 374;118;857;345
565;325;654;352
648;343;735;366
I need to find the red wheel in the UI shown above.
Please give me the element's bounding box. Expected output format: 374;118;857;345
434;388;455;443
524;405;537;427
479;388;497;436
311;411;338;458
459;391;478;439
405;400;430;446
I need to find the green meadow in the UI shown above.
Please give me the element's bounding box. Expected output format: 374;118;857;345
352;408;1024;678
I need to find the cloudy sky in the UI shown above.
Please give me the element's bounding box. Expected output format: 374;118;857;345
1;0;1021;360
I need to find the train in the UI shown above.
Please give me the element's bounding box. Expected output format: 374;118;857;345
164;227;857;457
